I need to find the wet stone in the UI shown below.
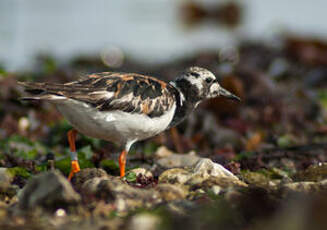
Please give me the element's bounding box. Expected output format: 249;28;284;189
293;163;327;182
155;147;200;169
72;168;109;192
280;179;327;194
187;176;247;192
155;183;188;201
18;170;80;211
241;171;278;188
82;176;160;212
159;158;246;193
159;168;191;184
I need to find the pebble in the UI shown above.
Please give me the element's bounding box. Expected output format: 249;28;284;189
18;170;80;211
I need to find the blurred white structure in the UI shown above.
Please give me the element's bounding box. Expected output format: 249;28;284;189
1;0;327;71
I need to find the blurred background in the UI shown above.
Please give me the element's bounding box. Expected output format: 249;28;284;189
1;0;327;71
1;1;327;229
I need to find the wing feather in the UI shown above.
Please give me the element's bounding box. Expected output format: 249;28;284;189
20;72;176;118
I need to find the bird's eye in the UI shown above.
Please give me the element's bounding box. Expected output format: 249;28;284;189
205;78;213;84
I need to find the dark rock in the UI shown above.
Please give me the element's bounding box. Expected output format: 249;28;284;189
72;168;108;192
293;163;327;182
82;176;160;212
18;170;80;211
155;184;188;201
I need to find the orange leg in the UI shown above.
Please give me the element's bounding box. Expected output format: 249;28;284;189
118;150;127;178
67;129;80;181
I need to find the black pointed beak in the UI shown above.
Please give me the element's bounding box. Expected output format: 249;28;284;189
219;87;241;102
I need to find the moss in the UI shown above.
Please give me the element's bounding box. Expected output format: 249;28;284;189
55;148;95;175
240;170;272;187
100;159;119;174
0;135;48;160
7;167;31;179
277;134;297;148
257;168;290;180
143;142;160;156
318;89;327;110
0;65;6;76
234;151;255;161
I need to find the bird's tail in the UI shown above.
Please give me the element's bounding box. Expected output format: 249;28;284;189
18;81;65;101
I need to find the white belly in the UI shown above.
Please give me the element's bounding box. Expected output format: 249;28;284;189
55;99;176;147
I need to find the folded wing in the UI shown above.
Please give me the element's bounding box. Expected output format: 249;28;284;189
19;72;176;118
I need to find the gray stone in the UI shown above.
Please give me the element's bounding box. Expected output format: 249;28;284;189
159;168;191;184
155;183;188;201
156;148;200;169
72;168;108;192
82;176;160;212
158;158;246;192
192;158;239;181
154;146;174;158
18;170;80;210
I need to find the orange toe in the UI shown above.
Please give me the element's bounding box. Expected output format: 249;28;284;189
68;160;80;181
119;150;127;178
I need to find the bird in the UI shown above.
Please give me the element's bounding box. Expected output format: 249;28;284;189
19;66;240;180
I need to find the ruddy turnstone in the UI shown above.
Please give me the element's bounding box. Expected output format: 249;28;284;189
19;66;240;179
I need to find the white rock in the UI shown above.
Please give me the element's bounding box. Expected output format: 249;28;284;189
155;146;173;158
128;168;153;178
128;213;161;230
211;185;222;195
192;158;239;181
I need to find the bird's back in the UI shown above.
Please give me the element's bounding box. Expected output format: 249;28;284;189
19;72;179;146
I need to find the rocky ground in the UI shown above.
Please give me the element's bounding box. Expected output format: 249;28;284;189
1;36;327;229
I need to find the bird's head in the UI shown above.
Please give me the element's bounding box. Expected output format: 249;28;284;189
173;66;240;104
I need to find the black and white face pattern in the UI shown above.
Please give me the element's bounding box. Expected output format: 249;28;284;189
175;67;220;100
173;66;240;106
185;66;221;99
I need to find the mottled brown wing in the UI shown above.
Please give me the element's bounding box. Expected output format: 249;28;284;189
21;72;176;118
88;73;176;118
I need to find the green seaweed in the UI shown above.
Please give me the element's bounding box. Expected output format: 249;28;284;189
100;159;120;172
125;171;137;182
234;151;255;161
0;135;48;160
318;89;327;110
8;167;31;179
277;134;296;148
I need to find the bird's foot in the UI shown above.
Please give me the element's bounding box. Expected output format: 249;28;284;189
119;150;127;178
68;160;80;181
67;129;80;181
